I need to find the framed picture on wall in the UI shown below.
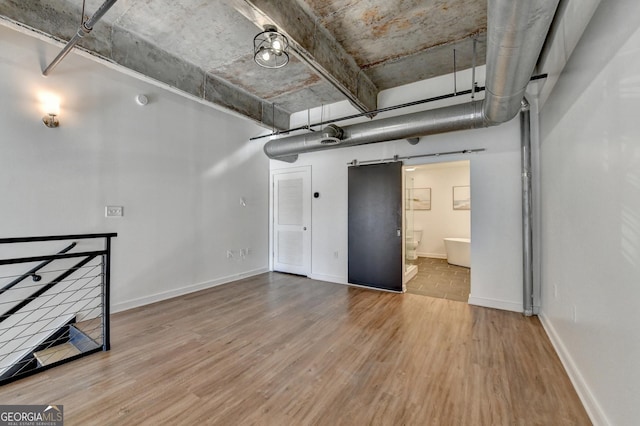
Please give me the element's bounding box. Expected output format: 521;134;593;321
453;186;471;210
409;188;431;210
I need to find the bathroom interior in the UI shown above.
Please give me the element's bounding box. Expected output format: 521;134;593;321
404;160;471;302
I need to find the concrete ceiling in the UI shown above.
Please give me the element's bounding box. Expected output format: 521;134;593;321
0;0;487;129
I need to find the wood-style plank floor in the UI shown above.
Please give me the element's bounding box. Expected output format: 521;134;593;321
0;272;591;425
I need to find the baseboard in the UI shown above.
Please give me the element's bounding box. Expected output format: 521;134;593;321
112;267;269;313
538;312;609;426
418;252;447;259
467;295;522;313
308;273;346;285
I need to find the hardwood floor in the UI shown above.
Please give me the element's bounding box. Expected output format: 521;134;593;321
0;272;590;425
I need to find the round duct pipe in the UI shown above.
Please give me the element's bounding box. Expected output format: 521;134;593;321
263;0;559;162
482;0;560;124
264;101;485;160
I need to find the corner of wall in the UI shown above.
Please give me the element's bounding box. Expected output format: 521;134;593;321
538;312;610;426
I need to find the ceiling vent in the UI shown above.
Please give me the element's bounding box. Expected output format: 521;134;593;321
320;124;344;145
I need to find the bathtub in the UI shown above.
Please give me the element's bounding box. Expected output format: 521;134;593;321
444;238;471;268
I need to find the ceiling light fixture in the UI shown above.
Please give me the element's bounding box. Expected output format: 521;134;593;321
253;25;289;69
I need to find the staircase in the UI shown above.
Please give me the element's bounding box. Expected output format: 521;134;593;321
0;233;116;385
33;322;100;366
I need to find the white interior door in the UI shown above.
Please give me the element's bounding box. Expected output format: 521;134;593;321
272;167;311;276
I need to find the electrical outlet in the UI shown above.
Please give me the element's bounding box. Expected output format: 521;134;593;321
553;284;558;299
572;305;577;323
333;251;339;259
105;206;124;217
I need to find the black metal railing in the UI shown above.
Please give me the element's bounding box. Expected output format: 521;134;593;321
0;242;76;297
0;233;116;385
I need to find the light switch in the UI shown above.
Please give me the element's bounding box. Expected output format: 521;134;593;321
105;206;124;217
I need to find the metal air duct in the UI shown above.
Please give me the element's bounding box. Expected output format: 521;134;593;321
264;101;485;162
483;0;560;124
264;0;559;162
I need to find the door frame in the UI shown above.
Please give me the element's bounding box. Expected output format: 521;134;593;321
402;159;473;299
269;166;312;275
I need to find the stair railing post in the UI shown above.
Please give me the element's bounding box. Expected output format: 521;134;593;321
102;235;112;351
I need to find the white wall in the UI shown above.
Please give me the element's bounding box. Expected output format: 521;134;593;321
0;24;270;312
271;69;525;312
538;1;640;424
408;161;470;258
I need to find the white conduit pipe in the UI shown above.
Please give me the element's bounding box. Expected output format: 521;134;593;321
42;0;119;76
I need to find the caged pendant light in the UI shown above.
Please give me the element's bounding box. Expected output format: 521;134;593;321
253;25;289;69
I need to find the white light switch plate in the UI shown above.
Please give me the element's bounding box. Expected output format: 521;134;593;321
105;206;124;217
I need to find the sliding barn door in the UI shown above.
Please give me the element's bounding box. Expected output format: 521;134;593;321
348;162;403;291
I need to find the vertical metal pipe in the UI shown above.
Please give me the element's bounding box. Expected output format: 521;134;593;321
471;37;477;100
102;236;112;351
520;99;534;316
42;0;119;76
453;49;457;95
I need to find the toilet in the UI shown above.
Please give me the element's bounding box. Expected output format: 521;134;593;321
406;230;423;260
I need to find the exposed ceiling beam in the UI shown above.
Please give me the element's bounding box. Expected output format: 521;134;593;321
110;26;290;129
0;3;290;130
232;0;379;113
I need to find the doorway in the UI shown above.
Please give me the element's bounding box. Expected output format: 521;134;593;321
271;167;311;276
403;160;471;302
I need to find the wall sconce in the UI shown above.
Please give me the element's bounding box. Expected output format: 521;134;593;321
253;25;289;69
41;94;60;128
43;112;59;128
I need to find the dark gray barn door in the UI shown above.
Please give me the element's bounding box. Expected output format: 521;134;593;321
348;162;403;292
